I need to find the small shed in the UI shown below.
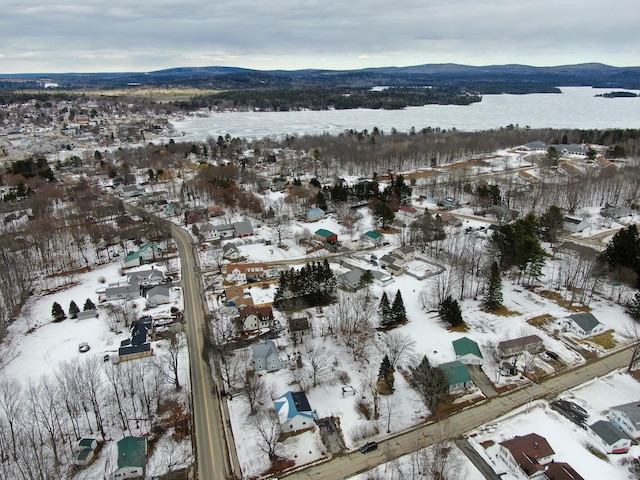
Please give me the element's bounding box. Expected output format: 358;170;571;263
363;230;383;245
564;216;591;233
77;309;98;320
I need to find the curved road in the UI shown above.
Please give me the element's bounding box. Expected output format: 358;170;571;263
170;223;241;480
283;346;632;480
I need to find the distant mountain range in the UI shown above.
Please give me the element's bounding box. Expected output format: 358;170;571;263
2;63;640;92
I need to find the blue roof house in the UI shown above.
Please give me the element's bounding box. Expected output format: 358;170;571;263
306;207;325;222
274;391;316;433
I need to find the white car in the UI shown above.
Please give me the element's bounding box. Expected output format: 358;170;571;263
78;342;90;353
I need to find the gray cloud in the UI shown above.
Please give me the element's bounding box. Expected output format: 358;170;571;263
0;0;638;73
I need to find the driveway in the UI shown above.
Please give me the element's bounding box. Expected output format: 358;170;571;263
468;365;498;398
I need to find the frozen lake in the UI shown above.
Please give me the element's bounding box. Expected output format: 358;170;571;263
170;87;640;140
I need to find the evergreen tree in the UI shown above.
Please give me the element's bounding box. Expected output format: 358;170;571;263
628;291;640;322
377;354;395;394
52;302;66;322
411;355;448;411
83;298;96;311
391;290;407;324
484;261;503;311
379;292;392;327
605;224;640;283
358;270;374;291
439;296;463;327
539;205;565;243
69;300;80;319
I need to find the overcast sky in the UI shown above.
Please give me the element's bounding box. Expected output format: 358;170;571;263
1;0;638;74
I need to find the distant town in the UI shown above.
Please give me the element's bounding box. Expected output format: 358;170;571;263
0;89;640;480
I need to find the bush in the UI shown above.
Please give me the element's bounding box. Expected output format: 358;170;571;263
337;370;351;385
355;400;372;420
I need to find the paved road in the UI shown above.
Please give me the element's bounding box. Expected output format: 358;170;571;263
170;223;241;480
282;346;632;480
455;438;502;480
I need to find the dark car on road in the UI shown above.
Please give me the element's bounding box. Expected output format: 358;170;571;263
545;351;560;361
360;441;378;453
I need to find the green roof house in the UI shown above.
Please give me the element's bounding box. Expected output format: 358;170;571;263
363;230;383;245
452;337;483;365
439;360;473;393
138;242;162;262
314;229;338;244
111;436;147;480
123;251;141;268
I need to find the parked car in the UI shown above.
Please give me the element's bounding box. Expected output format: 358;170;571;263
545;351;560;361
360;441;378;453
78;342;90;353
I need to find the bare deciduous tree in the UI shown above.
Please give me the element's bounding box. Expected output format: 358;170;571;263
378;330;416;369
250;408;282;459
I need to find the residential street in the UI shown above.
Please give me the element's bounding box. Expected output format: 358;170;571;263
282;346;633;480
171;223;241;480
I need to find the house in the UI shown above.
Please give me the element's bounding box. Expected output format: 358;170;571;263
565;312;605;338
498;335;544;358
199;222;235;241
145;285;171;308
222;242;240;260
74;437;99;466
238;305;274;332
118;321;152;362
337;268;368;290
544;462;584;480
363;230;383;246
289;312;311;343
105;284;140;301
564;216;591;234
385;263;405;276
489;205;519;222
452;337;483;365
600;205;636;220
589;420;632;454
314;229;338;245
306;207;325;222
77;309;98;320
110;436;147;480
497;433;555;480
123;252;141;268
120;185;143;198
225;262;269;284
379;253;403;269
233;220;254;238
250;339;287;372
439;360;473;393
274;391;316;433
609;402;640;439
397;205;419;220
393;245;416;263
127;269;164;287
501;361;518;376
224;286;254;309
138;242;162;262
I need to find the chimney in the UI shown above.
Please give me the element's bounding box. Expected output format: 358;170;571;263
534;442;538;449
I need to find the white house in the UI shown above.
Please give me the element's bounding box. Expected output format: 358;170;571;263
127;269;164;287
250;339;287;372
237;305;274;332
105;284;140;301
564;216;591;234
225;262;269;284
497;433;555;480
589;420;632;454
565;312;605;338
452;337;483;365
145;285;171;308
274;391;316;433
609;402;640;439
